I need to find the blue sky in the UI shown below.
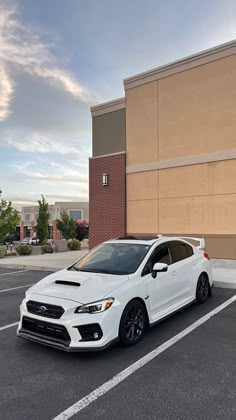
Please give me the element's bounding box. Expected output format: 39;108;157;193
1;0;236;209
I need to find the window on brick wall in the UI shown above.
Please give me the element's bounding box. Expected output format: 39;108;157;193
24;213;31;221
69;210;83;221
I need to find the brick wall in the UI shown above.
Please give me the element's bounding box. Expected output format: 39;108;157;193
89;153;126;248
20;221;24;241
53;220;62;240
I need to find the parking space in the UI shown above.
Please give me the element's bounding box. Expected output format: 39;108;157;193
0;268;52;290
0;269;235;420
0;269;53;327
76;301;236;420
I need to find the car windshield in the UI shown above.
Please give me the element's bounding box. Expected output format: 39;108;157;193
71;243;151;275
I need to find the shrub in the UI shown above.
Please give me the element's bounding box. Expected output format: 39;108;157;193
0;245;7;257
16;244;32;255
41;243;54;254
56;212;76;240
67;238;81;251
6;251;17;257
75;221;89;241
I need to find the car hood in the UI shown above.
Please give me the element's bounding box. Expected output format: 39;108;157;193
26;269;129;304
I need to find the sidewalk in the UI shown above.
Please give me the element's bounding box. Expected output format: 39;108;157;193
0;252;235;289
212;268;236;289
0;250;87;272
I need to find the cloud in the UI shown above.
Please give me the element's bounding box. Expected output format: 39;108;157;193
12;159;88;188
6;156;89;210
7;134;82;157
0;4;96;123
0;64;13;120
12;160;35;171
27;66;91;103
0;2;96;187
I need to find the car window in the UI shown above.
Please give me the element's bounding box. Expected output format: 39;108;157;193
86;248;114;265
170;241;193;263
142;244;171;276
72;243;151;275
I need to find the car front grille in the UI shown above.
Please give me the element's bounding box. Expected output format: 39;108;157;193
27;300;64;319
21;316;71;346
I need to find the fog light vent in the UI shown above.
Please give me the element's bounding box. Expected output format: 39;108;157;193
75;324;103;342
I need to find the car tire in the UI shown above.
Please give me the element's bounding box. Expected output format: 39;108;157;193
196;273;210;304
119;299;146;346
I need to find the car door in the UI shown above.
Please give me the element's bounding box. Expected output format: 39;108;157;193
142;243;179;321
168;240;194;300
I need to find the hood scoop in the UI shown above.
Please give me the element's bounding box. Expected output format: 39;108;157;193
55;280;81;287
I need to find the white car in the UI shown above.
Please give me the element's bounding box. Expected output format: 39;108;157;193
17;236;212;351
21;237;39;245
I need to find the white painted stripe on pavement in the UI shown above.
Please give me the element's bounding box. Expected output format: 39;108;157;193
52;294;236;420
0;284;32;293
0;322;19;331
0;270;29;277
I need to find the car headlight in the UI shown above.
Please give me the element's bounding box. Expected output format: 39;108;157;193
75;298;114;314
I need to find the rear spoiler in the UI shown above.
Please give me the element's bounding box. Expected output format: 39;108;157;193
179;237;205;250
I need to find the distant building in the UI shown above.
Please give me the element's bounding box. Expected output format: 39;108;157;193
20;201;89;241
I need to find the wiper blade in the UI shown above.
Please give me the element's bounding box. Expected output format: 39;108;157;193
82;269;128;275
79;268;107;273
68;266;80;271
69;268;128;275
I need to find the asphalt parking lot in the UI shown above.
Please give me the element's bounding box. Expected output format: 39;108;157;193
0;268;235;420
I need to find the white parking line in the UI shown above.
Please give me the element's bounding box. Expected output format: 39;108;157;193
0;284;32;293
0;322;19;331
0;270;29;277
52;294;236;420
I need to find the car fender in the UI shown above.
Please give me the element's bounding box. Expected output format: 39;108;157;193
192;254;212;290
109;274;151;322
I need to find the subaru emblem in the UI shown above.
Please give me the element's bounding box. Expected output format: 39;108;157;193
39;305;47;314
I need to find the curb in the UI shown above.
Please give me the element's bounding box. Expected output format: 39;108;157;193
213;280;236;289
0;263;60;272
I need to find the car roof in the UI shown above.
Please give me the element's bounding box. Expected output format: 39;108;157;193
105;235;168;246
106;239;158;246
105;236;197;247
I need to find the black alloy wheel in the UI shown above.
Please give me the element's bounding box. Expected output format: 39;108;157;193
196;273;210;303
119;300;146;346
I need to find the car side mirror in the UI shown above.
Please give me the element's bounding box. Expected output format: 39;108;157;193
152;262;168;278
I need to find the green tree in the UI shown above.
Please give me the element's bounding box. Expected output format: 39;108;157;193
37;195;49;244
0;199;20;240
56;212;76;240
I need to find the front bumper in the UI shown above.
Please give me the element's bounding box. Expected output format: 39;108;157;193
18;328;118;352
17;295;121;352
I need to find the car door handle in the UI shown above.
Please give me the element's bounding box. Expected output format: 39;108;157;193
172;271;176;276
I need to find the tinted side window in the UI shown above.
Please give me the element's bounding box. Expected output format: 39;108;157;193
142;245;171;276
170;241;193;263
185;243;194;257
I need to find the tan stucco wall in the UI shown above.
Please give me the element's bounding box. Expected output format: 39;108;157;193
127;200;158;234
126;55;236;165
158;55;236;160
126;54;236;253
126;82;158;166
127;159;236;235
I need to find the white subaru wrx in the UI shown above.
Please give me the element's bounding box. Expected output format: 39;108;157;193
18;236;212;351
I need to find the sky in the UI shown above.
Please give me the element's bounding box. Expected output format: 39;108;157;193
1;0;236;210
